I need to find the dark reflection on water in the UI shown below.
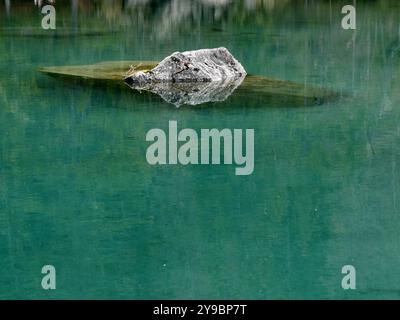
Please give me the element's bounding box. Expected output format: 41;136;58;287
1;0;400;299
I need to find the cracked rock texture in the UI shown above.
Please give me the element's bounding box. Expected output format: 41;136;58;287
124;47;246;106
125;47;246;84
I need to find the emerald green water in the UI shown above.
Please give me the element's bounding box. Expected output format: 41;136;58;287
1;1;400;299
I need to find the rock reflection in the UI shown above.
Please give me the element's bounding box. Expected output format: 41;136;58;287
125;74;245;107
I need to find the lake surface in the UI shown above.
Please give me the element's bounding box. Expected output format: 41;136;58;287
1;0;400;299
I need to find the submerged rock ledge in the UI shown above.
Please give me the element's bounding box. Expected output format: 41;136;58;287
39;59;337;107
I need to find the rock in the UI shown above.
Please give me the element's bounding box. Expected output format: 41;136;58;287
124;47;246;85
124;47;247;106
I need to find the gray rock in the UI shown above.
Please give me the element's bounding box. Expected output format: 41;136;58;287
124;47;246;106
125;47;246;84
